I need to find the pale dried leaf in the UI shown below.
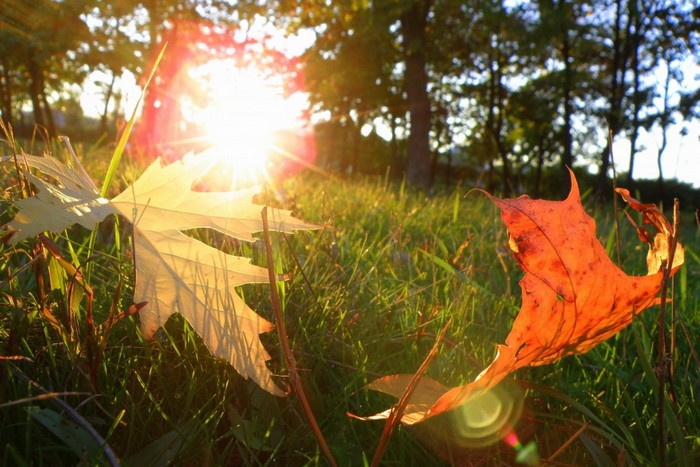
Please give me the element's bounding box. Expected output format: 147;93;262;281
3;152;316;396
108;153;316;394
1;155;114;243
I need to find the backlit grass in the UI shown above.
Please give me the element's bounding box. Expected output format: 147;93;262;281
1;143;699;465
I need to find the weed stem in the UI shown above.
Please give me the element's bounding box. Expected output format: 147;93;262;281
261;207;337;467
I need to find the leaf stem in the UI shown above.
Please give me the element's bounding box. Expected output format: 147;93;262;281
261;207;337;467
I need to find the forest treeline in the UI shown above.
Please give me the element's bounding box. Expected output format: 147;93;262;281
0;0;699;197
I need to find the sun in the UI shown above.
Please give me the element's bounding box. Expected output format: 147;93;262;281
182;59;309;187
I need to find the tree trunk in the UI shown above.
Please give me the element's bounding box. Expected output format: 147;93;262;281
560;6;574;195
598;0;630;195
495;127;511;196
400;0;432;189
484;43;511;196
390;113;399;173
0;57;13;126
495;52;511;196
627;43;640;188
27;52;46;130
40;80;57;136
445;149;452;184
656;60;673;190
351;115;362;173
339;102;350;174
626;1;641;188
100;71;117;135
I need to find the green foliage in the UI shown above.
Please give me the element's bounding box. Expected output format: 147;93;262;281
1;143;699;465
3;0;699;193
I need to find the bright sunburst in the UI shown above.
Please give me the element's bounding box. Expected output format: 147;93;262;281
182;59;309;187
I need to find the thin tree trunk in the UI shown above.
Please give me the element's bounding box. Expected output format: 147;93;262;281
656;60;672;189
339;102;350;174
401;0;432;189
0;58;13;126
495;52;511;196
627;45;640;187
656;136;666;186
599;0;630;195
40;83;56;136
626;0;641;188
497;139;511;196
351;116;362;173
560;6;574;195
485;43;511;196
445;149;452;184
534;146;545;198
100;72;117;135
484;49;497;187
27;52;46;130
390;114;399;173
487;159;496;193
430;103;446;185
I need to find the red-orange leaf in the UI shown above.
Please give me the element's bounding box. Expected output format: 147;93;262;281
359;170;684;425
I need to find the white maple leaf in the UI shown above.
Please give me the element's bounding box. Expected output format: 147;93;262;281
2;155;115;240
2;152;315;396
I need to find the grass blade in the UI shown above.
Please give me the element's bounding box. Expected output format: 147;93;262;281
100;43;167;198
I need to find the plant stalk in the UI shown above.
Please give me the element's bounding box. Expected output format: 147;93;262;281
261;207;337;467
657;198;680;466
370;319;450;467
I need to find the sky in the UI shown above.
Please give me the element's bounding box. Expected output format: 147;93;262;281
612;126;699;187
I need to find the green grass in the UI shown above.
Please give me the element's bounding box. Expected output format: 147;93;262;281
1;142;699;466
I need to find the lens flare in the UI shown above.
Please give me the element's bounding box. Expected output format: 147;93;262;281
503;429;541;466
424;383;540;465
414;383;542;464
448;383;524;448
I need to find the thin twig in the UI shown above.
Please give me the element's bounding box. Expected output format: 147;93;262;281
261;207;337;467
656;198;680;467
370;319;451;467
544;421;590;463
608;129;623;266
0;253;41;289
282;232;318;302
668;274;678;404
9;365;120;467
676;309;700;369
0;391;91;410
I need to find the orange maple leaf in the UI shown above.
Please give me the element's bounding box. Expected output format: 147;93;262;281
359;170;684;425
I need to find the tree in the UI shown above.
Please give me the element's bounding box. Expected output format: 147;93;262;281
301;5;399;174
532;0;594;194
0;28;24;127
81;1;148;135
400;0;432;188
444;0;533;195
640;1;696;189
0;0;91;135
586;0;695;193
247;0;456;188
